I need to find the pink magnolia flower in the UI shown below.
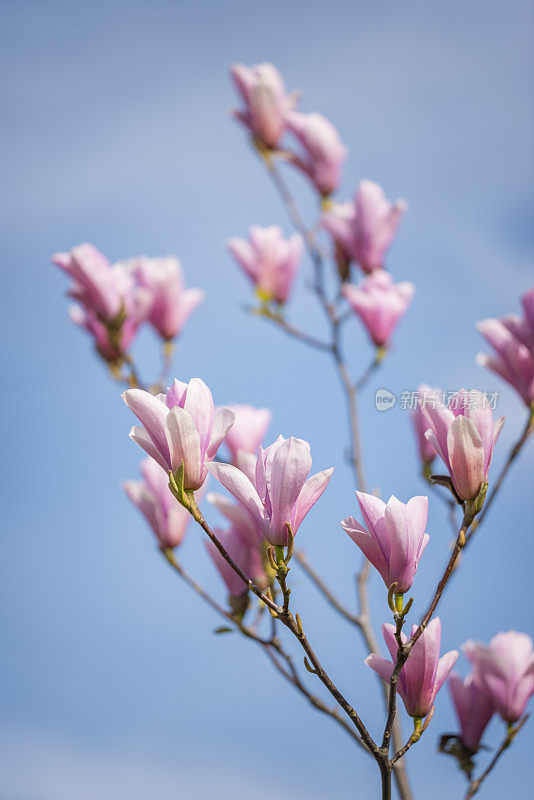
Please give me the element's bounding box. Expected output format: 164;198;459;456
54;244;152;361
122;378;235;490
53;243;122;321
131;256;204;341
477;302;534;407
227;225;303;304
230;62;298;149
286;111;347;196
411;385;441;467
448;672;495;751
206;435;333;546
222;404;272;465
322;181;406;273
341;492;429;594
366;619;459;719
123;457;200;548
463;631;534;723
342;269;415;347
421;389;505;502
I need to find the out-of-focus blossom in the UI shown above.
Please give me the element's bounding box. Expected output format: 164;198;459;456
221;404;272;465
130;256;204;341
463;631;534;723
205;527;266;598
123;378;235;490
421;389;504;502
286;111;347;196
206;492;267;596
68;305;131;362
53;243;123;321
230;62;297;149
341;491;429;594
477;290;534;407
227;225;303;304
366;619;458;719
323;181;406;273
123;457;200;548
448;672;495;751
411;385;441;467
206;435;333;546
342;269;415;348
54;244;150;361
207;492;262;545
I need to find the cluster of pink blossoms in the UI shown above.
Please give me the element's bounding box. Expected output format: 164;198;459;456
228;62;413;351
53;244;204;363
123;377;332;598
448;631;534;754
120;365;534;735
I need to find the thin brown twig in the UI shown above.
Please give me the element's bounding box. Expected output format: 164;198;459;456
354;352;385;392
161;547;365;747
463;717;528;800
391;708;435;764
262;641;368;748
381;509;473;762
247;306;332;352
180;495;279;615
190;513;381;757
162;547;234;621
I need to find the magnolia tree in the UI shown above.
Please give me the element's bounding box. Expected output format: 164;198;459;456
53;63;534;800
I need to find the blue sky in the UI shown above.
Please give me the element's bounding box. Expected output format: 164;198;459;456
1;1;533;798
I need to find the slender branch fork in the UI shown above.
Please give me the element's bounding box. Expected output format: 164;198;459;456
180;497;380;757
161;547;364;746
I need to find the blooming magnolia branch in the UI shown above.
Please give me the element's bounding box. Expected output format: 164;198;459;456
52;59;534;800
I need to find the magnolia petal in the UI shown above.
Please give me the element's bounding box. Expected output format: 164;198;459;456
183;378;214;457
165;406;203;489
123;389;170;466
365;654;395;684
292;467;334;532
207;407;236;460
269;437;311;541
129;426;169;471
447;415;485;500
341;517;389;586
205;462;268;535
